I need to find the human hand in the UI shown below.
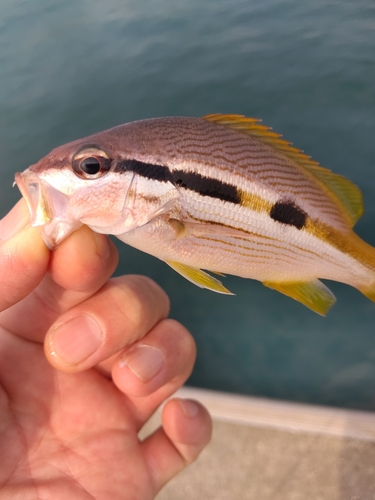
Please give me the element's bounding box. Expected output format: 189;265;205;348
0;200;211;499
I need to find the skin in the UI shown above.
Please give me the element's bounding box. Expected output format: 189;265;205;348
0;199;212;500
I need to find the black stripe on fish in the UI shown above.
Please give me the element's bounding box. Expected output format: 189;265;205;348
172;170;241;204
115;159;174;183
270;200;307;229
116;160;241;205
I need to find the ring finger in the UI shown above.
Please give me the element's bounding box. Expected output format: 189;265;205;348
111;317;196;426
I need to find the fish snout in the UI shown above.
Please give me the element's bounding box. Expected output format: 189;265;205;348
14;171;80;248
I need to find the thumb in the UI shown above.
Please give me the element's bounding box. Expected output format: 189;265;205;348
0;199;50;311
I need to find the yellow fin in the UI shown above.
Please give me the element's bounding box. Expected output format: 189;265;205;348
203;114;363;226
210;271;226;277
166;261;234;295
358;284;375;304
262;279;336;315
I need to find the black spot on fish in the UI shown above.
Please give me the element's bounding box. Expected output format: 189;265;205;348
270;200;307;229
115;159;174;183
172;170;241;204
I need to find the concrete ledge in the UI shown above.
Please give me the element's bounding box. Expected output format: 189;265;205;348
141;387;375;500
175;386;375;441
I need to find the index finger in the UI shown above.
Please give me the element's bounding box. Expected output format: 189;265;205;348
0;200;50;311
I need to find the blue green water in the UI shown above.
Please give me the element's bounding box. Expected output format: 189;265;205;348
1;0;375;410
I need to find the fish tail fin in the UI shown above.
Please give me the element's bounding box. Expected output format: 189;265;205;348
346;233;375;304
357;284;375;303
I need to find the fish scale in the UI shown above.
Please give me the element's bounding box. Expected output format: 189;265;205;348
15;114;375;315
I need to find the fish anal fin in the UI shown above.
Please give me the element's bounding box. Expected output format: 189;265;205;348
263;279;336;316
202;114;363;226
166;261;233;295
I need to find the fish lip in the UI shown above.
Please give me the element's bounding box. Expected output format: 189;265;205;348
14;171;81;248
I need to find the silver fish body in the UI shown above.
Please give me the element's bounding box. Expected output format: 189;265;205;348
15;115;375;314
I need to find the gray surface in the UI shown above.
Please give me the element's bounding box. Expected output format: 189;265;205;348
156;420;375;500
139;388;375;500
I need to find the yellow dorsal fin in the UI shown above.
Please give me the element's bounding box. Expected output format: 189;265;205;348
166;260;234;295
203;114;363;226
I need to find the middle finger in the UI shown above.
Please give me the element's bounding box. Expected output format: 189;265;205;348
44;274;170;371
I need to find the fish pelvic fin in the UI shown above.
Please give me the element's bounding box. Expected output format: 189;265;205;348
262;279;336;316
203;114;363;227
166;261;234;295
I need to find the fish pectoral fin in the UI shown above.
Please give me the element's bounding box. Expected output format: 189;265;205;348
262;279;336;316
180;220;244;239
166;261;234;295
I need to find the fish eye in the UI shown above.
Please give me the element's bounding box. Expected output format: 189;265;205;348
72;147;112;179
81;157;102;175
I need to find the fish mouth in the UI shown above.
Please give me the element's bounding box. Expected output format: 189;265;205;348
15;172;81;248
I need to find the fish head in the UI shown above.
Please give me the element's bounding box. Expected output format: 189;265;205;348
15;134;177;248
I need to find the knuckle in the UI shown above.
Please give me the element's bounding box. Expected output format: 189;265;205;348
127;275;170;312
161;319;196;375
112;275;170;319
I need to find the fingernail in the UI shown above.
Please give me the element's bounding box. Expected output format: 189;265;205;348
119;345;165;382
178;399;200;418
0;200;29;242
49;315;102;365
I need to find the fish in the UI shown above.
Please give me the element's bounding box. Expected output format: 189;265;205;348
14;114;375;315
